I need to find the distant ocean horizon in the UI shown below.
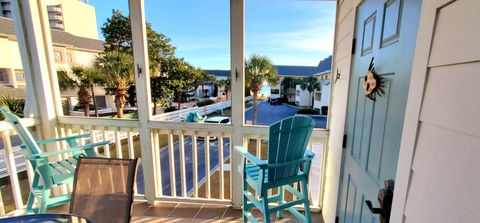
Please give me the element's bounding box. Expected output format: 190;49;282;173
259;85;271;97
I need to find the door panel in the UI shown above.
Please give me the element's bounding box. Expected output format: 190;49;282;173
338;0;421;222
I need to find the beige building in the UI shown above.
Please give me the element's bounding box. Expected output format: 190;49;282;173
0;0;115;114
1;0;97;39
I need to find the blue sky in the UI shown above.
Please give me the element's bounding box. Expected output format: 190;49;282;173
89;0;336;70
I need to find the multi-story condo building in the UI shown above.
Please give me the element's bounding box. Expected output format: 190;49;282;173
0;0;116;114
1;0;96;39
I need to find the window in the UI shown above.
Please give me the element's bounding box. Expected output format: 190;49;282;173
66;53;73;63
94;96;107;108
271;89;279;94
15;71;25;81
315;92;322;101
296;90;300;95
54;50;63;62
0;70;4;82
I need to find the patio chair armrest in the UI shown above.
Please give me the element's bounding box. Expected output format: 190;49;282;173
29;141;110;158
234;146;267;168
36;133;91;145
304;150;315;160
265;156;313;169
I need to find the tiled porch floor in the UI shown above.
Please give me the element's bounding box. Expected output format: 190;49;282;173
48;201;325;222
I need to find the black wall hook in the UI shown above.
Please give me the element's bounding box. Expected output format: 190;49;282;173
235;67;239;81
334;68;341;84
137;64;142;77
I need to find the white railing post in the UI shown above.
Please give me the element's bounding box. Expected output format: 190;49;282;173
129;0;157;204
230;0;245;208
12;0;62;151
1;131;23;210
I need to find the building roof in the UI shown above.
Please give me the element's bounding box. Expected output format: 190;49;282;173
275;65;320;77
0;17;103;52
204;69;230;77
205;55;332;78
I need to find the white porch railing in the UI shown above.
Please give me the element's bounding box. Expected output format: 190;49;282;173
152;96;253;122
0;115;328;215
153;101;232;122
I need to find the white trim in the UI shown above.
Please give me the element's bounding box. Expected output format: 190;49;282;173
129;0;157;204
229;0;245;208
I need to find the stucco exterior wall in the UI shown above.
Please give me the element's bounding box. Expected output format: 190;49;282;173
313;79;330;111
322;0;359;222
0;36;25;87
46;0;98;39
295;85;312;107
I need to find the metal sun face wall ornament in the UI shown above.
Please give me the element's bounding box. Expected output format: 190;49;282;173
363;57;385;101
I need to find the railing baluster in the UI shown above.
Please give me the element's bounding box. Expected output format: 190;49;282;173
89;126;99;154
1;130;23;209
179;133;187;197
218;134;224;200
115;128;123;158
0;188;5;215
102;129;110;158
153;130;162;196
127;130;135;159
192;134;199;198
205;135;211;199
167;133;176;196
255;135;261;158
78;128;86;146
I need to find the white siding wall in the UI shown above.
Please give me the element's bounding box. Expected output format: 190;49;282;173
394;0;480;222
322;1;358;222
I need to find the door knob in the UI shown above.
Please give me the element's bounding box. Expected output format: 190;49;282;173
365;180;394;223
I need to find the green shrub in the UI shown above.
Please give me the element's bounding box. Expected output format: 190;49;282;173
297;108;320;115
197;99;215;107
0;96;25;120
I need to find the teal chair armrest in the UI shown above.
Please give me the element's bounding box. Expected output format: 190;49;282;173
36;133;91;145
304;150;315;159
27;141;110;159
234;146;267;168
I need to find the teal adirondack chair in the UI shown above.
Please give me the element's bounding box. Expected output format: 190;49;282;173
235;116;316;223
0;107;110;214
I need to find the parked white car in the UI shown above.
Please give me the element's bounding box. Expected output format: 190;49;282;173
198;116;231;141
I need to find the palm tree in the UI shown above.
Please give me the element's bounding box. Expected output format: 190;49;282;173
300;76;320;109
245;54;277;124
57;66;103;117
217;76;231;100
95;51;134;118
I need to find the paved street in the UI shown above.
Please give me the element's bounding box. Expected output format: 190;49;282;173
245;101;327;128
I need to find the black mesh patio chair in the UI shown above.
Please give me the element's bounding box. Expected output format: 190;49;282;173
70;157;138;223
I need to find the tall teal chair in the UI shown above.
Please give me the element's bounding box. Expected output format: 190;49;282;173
235;116;316;223
0;107;110;213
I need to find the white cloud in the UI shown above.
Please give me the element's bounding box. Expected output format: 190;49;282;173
245;12;335;67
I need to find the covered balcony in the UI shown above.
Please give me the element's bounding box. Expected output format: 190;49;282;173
0;0;330;222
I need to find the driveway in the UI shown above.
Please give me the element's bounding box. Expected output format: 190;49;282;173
244;101;327;128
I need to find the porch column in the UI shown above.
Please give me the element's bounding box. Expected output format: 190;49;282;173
230;0;245;208
11;0;63;145
129;0;157;203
